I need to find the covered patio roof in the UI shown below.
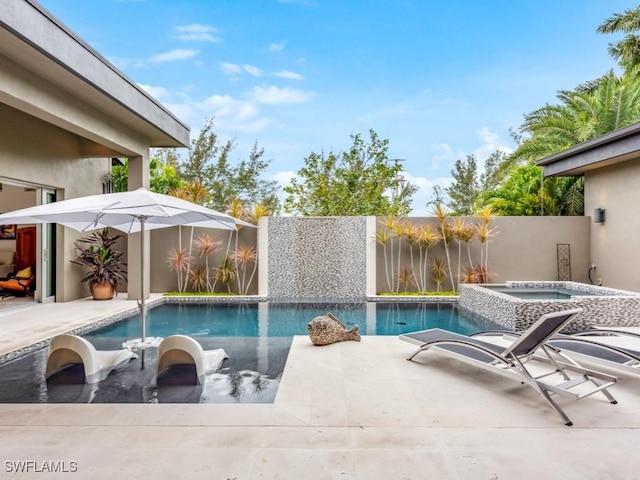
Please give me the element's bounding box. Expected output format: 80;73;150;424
0;0;189;149
537;121;640;177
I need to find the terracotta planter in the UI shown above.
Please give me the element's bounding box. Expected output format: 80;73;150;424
90;282;115;300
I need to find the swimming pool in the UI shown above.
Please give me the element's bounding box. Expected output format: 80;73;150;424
0;301;500;404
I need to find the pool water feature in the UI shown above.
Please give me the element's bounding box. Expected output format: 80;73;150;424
0;301;500;404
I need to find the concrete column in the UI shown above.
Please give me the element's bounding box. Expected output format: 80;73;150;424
258;216;269;296
127;154;150;301
366;216;377;296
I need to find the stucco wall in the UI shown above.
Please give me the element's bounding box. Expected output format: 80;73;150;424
375;216;592;293
146;215;594;298
0;103;111;301
149;225;259;295
585;158;640;292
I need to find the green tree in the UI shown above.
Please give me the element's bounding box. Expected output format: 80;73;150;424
112;157;182;194
479;164;584;216
445;155;479;215
598;6;640;73
167;118;281;213
283;130;416;216
480;71;640;216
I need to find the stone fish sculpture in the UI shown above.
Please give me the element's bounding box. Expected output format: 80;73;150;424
307;312;361;346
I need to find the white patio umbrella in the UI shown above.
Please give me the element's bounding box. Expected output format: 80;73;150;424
0;187;254;363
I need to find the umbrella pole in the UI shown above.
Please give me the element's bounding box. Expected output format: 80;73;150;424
140;216;146;368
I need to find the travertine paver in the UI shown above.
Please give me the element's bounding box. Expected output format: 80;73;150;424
0;299;639;479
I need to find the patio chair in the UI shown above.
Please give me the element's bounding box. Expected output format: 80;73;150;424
0;267;35;296
477;327;640;378
45;334;138;384
399;308;618;426
156;335;228;385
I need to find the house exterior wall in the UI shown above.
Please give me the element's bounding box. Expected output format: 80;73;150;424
585;158;640;292
0;103;111;301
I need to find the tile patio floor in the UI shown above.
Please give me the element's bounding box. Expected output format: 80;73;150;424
0;295;639;479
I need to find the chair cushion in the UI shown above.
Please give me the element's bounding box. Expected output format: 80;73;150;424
15;267;31;279
0;278;26;292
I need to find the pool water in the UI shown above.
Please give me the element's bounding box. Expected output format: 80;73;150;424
0;302;499;404
486;286;596;300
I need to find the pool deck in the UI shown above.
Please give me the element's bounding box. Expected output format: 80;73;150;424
1;296;640;479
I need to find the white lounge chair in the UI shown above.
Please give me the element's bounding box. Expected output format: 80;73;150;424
400;308;618;426
156;335;228;385
45;334;138;384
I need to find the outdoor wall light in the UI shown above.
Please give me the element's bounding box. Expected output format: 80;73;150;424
594;208;606;224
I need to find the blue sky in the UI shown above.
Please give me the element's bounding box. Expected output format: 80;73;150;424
39;0;636;214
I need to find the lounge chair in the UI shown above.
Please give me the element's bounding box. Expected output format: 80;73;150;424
45;334;138;384
156;335;228;385
0;268;35;296
478;328;640;378
399;308;618;426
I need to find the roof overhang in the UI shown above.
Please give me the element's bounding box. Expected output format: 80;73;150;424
0;0;189;148
537;122;640;177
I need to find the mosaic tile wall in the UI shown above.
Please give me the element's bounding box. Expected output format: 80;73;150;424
266;217;368;299
459;282;640;332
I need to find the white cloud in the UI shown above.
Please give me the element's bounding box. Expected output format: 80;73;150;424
403;172;452;216
220;62;242;75
429;143;464;171
138;83;171;100
148;49;199;63
174;24;221;42
272;70;304;80
196;94;271;133
243;64;263;77
251;85;315;104
269;41;286;52
472;126;513;159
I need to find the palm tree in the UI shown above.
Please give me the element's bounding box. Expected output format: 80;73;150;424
401;222;419;287
415;223;441;292
380;216;401;292
376;227;393;292
482;71;640;217
169;180;211;289
193;234;223;292
432;203;454;291
166;247;191;292
231;244;258;295
450;217;473;291
215;256;237;293
475;207;495;273
396;265;415;293
597;6;640;73
430;257;447;293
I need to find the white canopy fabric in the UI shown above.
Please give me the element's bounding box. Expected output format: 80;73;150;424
0;187;254;233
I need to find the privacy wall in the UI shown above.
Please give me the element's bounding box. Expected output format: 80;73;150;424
265;217;369;299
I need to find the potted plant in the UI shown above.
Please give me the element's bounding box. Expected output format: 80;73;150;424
70;228;127;300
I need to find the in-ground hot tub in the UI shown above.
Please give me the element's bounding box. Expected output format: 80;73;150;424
459;281;640;332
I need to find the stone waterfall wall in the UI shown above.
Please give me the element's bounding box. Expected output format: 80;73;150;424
266;217;369;299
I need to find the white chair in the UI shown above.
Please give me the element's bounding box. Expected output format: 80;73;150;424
45;334;137;384
156;335;228;385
